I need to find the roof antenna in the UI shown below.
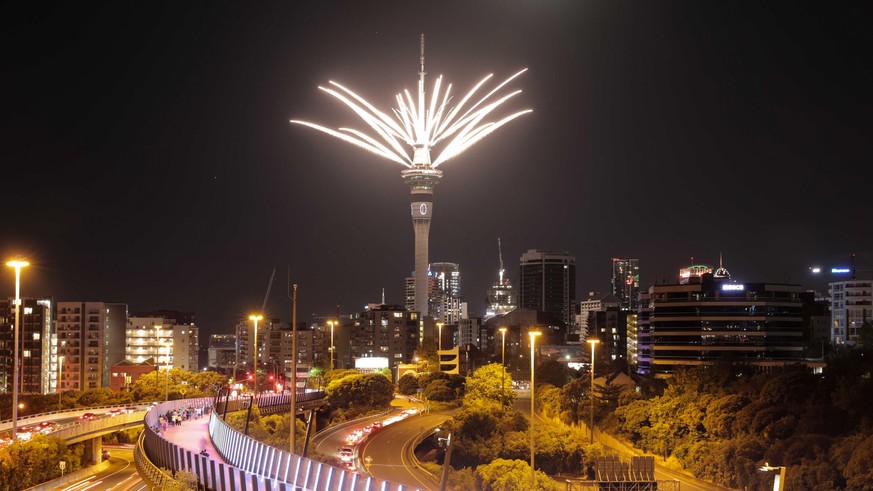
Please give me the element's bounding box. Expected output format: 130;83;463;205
381;288;386;305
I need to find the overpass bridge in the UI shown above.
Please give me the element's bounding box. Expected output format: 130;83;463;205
8;391;415;490
1;404;150;463
138;391;413;490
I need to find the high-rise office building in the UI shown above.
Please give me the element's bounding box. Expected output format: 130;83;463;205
405;262;463;323
1;298;53;394
208;334;237;374
829;279;873;346
349;304;420;365
102;303;128;385
57;301;126;392
640;264;807;377
519;249;576;328
485;239;516;319
611;258;640;311
576;292;620;341
634;291;653;374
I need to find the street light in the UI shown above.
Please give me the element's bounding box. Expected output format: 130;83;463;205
327;320;337;370
6;258;29;440
249;314;263;400
587;338;600;444
437;321;444;372
528;329;541;490
162;340;170;401
759;463;787;491
153;325;164;399
499;327;507;409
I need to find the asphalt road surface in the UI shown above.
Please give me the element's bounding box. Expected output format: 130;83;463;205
358;412;450;491
50;446;146;491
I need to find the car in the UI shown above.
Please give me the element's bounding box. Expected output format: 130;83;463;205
107;408;124;416
363;425;373;433
101;450;111;461
338;447;353;462
124;406;138;413
38;421;58;434
80;413;98;421
371;421;383;430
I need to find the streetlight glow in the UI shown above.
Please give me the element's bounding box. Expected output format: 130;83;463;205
529;329;541;489
587;338;600;444
6;258;29;440
759;463;787;491
249;315;263;400
327;320;338;370
499;327;507;409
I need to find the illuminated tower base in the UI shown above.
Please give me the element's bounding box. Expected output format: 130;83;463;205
402;161;442;316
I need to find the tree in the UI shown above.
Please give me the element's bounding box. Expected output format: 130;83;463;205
559;377;589;426
397;373;419;395
323;368;360;385
842;434;873;491
325;373;394;416
415;337;439;372
465;363;513;409
425;379;455;402
476;458;557;491
536;359;571;388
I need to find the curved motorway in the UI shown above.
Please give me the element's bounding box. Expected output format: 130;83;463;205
358;412;449;491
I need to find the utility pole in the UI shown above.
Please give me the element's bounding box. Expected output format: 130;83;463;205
288;277;298;454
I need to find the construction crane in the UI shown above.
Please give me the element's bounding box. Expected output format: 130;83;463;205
262;269;276;312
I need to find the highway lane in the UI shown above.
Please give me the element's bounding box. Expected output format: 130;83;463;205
311;410;397;464
358;412;450;491
51;446;147;491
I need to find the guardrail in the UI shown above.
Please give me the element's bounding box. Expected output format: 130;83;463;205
0;404;147;433
209;409;400;491
135;430;171;490
139;393;416;491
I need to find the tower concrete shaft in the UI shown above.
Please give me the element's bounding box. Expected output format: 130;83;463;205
402;148;442;316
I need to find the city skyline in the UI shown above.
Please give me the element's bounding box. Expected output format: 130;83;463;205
2;2;871;340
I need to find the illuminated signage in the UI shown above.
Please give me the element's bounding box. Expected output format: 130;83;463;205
355;357;389;370
722;284;744;291
832;268;851;274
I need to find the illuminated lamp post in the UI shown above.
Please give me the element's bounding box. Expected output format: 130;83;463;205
7;258;29;440
327;320;337;370
499;327;507;409
587;338;600;444
759;463;787;491
249;315;263;400
163;340;171;401
437;321;444;372
528;329;541;489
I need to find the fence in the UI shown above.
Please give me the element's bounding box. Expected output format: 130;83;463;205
139;394;414;491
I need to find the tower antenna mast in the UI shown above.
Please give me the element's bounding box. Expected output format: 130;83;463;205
498;237;505;284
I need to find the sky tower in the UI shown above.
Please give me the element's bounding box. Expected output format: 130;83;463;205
403;35;442;315
291;35;530;316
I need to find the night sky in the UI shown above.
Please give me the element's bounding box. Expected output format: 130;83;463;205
3;2;871;344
